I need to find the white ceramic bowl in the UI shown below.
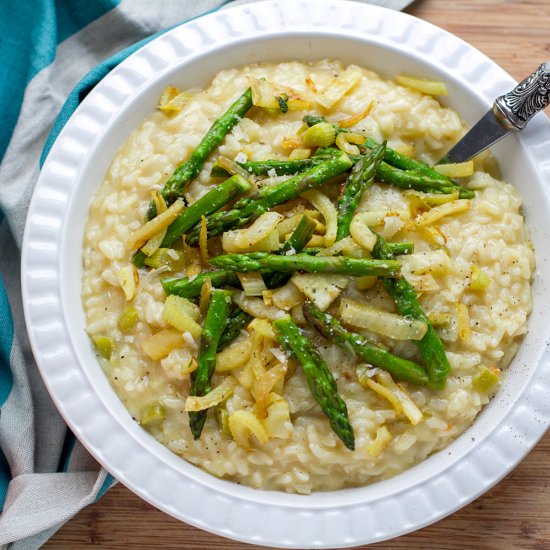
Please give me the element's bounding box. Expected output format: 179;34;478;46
22;1;550;547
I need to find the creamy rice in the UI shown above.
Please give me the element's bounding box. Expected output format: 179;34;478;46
82;60;534;494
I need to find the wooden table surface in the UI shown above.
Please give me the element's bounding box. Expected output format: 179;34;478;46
48;1;550;548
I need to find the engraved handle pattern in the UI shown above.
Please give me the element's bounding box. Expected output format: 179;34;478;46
494;63;550;130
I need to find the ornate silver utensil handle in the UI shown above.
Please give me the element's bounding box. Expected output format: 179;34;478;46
493;61;550;131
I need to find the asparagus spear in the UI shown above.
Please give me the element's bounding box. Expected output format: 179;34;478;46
302;302;430;387
162;174;251;248
211;148;339;178
263;214;317;289
273;316;355;450
189;289;232;439
387;242;413;256
148;87;253;217
375;162;470;197
186;151;353;244
162;270;240;299
363;136;453;182
335;143;386;241
160;244;410;299
304;241;412;256
210;252;401;277
212;158;318;177
371;233;450;387
217;307;252;352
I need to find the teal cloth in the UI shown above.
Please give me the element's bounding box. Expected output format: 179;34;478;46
0;0;120;528
0;0;121;163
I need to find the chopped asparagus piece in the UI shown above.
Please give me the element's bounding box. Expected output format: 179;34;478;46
118;306;139;332
140;404;166;427
162;271;240;299
91;335;114;360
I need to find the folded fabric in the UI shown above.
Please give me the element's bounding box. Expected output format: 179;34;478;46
0;0;414;548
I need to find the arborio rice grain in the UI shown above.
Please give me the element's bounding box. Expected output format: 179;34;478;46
82;60;534;493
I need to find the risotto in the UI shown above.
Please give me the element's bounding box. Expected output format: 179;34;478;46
82;60;534;494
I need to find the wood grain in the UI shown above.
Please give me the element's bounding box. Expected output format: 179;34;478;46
47;431;550;550
47;1;550;548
